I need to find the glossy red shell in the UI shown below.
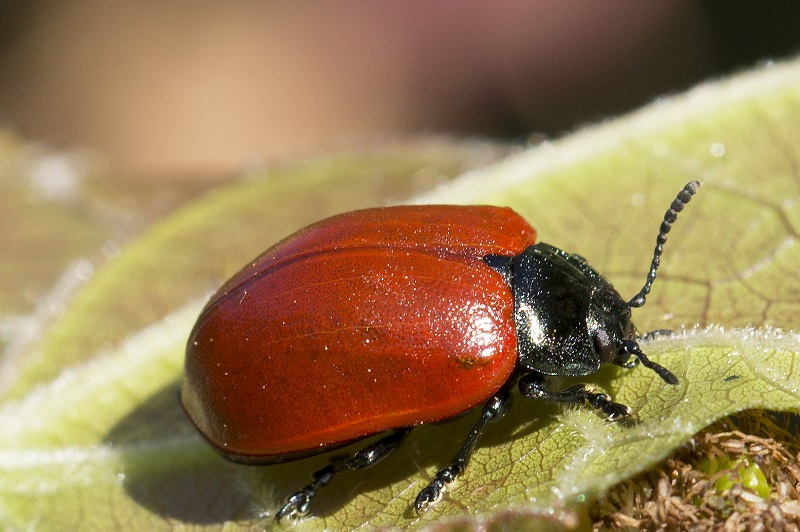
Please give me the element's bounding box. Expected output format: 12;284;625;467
181;205;536;462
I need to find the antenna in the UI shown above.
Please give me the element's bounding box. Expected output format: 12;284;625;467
628;181;700;308
622;339;679;384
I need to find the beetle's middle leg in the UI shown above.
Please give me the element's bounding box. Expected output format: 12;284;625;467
414;384;513;512
517;372;630;420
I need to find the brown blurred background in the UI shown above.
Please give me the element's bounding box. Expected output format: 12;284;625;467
1;1;799;179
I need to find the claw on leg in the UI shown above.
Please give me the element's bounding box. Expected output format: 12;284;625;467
275;491;312;522
414;467;458;512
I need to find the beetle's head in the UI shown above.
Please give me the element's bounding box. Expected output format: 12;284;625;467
589;282;678;385
589;280;637;366
507;181;699;384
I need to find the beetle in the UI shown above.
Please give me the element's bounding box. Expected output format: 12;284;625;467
181;181;700;521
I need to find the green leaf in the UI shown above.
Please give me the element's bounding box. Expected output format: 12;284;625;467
3;56;800;531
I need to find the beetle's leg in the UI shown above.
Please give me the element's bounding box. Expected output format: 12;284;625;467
640;329;673;341
615;357;640;369
414;386;513;512
275;427;411;522
518;372;630;420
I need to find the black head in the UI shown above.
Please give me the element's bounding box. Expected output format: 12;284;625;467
489;181;699;383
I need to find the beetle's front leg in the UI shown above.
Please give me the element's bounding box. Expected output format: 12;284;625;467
518;372;630;420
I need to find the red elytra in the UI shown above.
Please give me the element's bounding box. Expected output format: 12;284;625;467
181;205;536;462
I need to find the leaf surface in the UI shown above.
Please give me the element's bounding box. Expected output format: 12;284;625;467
2;59;800;531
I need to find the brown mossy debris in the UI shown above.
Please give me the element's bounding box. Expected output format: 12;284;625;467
590;410;800;531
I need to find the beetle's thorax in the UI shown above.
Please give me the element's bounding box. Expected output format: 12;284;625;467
499;243;635;377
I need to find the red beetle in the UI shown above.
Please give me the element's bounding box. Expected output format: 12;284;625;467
181;182;699;520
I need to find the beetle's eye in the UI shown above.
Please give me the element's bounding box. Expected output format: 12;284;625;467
594;329;617;364
622;319;636;340
625;321;637;340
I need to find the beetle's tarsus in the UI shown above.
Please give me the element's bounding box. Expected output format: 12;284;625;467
414;481;443;512
274;465;334;522
518;374;632;420
415;467;458;512
616;357;640;370
275;491;311;522
588;393;631;420
640;329;674;341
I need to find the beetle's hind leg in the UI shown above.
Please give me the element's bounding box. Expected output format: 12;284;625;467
275;427;411;522
414;386;513;512
518;372;631;420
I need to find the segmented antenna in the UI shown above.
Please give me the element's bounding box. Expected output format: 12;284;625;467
628;181;701;308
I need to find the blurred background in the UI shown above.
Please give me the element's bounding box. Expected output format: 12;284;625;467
1;0;800;180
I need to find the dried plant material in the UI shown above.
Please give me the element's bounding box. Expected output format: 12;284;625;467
591;411;800;531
